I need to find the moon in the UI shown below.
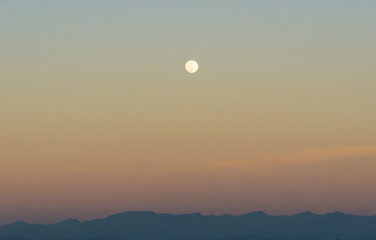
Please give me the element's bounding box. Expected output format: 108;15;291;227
185;60;199;73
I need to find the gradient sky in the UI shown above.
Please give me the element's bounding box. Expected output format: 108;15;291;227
1;0;376;225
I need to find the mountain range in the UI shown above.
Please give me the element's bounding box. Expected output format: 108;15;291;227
1;211;376;240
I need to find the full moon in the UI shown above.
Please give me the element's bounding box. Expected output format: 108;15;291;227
185;60;199;73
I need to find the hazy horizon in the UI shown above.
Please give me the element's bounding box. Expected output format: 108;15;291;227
1;0;375;225
2;209;376;226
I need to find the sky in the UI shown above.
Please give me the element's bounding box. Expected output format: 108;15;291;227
0;0;376;225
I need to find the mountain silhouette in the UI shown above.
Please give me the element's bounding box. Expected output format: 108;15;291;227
1;211;376;240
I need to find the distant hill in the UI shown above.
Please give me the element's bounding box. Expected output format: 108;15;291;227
1;211;376;240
